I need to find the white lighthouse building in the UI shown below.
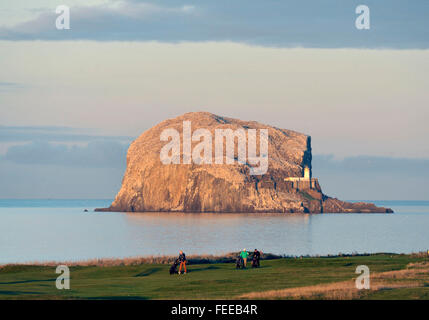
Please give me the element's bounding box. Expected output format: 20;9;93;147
284;165;317;190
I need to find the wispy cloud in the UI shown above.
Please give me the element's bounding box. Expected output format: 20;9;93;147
0;82;20;86
0;125;134;143
313;155;429;200
1;140;128;168
0;82;25;90
313;154;429;176
0;0;428;48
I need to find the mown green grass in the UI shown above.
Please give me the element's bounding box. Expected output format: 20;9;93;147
0;254;428;300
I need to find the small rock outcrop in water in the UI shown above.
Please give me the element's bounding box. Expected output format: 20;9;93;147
96;112;393;213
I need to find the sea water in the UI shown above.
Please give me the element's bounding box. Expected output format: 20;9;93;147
0;199;428;264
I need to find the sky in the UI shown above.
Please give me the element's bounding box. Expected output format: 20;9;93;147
0;0;428;200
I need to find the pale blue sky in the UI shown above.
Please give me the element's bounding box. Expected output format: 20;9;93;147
0;1;428;199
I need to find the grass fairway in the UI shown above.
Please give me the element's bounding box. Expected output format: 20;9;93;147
1;254;429;299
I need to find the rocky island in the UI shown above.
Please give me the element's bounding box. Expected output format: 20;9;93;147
96;112;393;213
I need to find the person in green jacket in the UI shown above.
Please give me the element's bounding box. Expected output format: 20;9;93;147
240;249;249;268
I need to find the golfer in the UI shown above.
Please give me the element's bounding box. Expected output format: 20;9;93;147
240;249;249;268
178;250;187;274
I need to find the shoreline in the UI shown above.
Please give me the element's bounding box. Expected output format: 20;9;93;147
2;251;427;268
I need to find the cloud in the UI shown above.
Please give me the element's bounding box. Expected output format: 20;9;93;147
313;154;429;175
0;125;133;168
0;124;130;197
0;125;133;143
312;155;429;200
0;82;25;90
0;160;125;199
0;1;199;41
0;0;428;48
1;140;128;168
0;82;20;86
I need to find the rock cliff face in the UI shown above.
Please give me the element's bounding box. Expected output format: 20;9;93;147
96;112;392;213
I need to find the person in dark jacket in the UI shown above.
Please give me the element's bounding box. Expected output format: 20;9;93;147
178;250;187;274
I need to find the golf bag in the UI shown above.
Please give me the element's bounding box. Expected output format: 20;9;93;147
169;259;179;274
236;256;244;269
252;256;259;268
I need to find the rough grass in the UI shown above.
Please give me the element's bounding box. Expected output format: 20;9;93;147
0;253;428;300
239;261;429;299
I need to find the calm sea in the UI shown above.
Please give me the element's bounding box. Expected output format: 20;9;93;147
0;199;428;264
